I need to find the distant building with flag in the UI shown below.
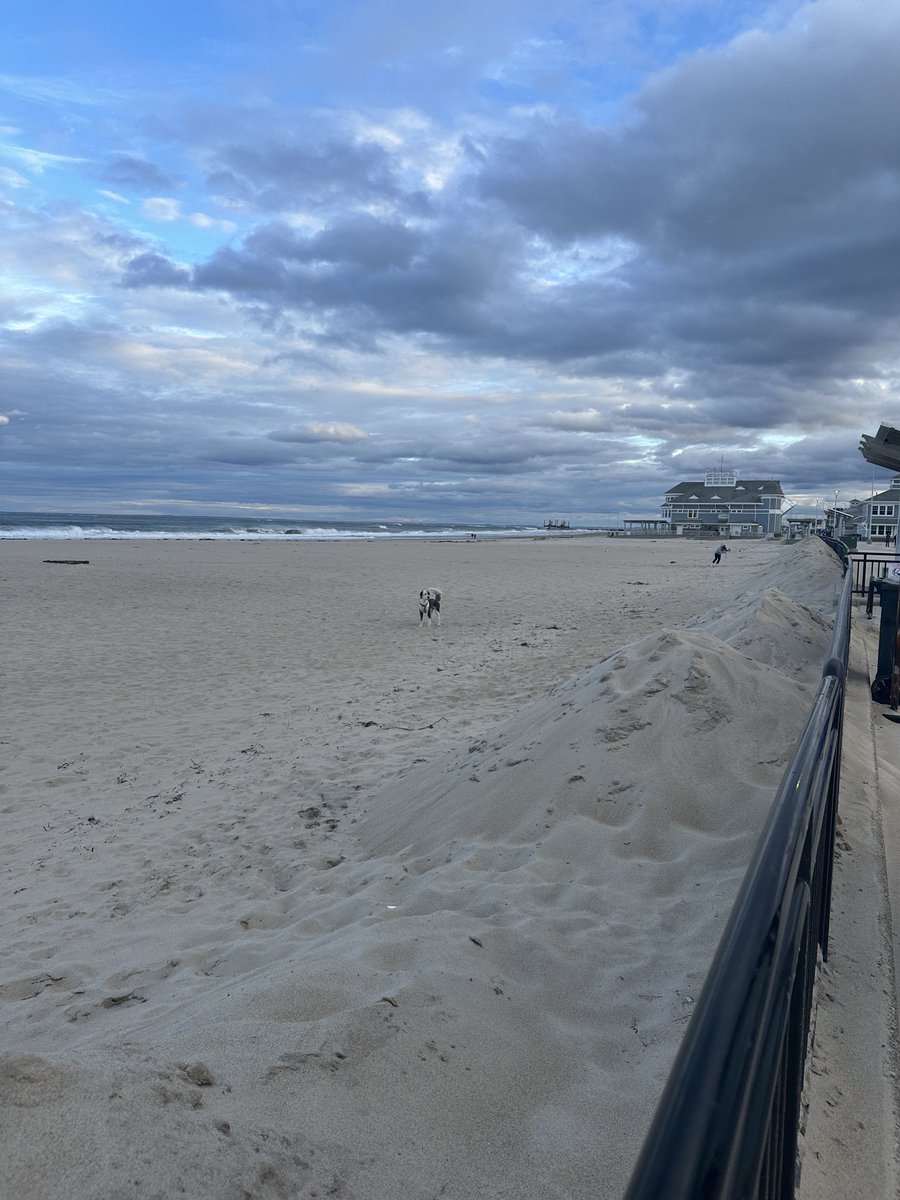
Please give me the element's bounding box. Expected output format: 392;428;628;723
662;469;793;537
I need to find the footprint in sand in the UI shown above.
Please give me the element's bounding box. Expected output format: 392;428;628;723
0;1053;73;1107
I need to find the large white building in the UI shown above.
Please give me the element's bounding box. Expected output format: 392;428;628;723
662;470;793;537
863;477;900;544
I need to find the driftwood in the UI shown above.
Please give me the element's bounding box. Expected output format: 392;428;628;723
357;716;448;732
43;559;90;565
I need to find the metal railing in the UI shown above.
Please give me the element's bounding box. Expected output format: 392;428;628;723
849;550;899;597
623;561;853;1200
817;534;850;572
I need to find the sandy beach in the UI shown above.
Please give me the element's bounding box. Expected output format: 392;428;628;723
1;534;850;1199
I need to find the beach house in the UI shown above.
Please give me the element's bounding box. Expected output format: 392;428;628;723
863;477;900;543
662;469;792;537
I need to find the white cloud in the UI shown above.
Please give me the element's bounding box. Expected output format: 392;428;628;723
305;421;369;441
0;144;85;174
188;212;237;233
0;73;118;108
142;197;182;222
0;165;29;189
141;197;236;232
336;482;392;496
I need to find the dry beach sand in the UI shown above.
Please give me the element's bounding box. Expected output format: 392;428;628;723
0;534;849;1199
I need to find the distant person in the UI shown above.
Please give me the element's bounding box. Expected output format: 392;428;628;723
886;532;893;547
713;542;729;565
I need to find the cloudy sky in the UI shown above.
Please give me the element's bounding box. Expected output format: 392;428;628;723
1;0;898;522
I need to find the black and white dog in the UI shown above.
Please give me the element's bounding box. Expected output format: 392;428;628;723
418;587;442;625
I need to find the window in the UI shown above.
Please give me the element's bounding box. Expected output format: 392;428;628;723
686;508;699;519
873;504;896;516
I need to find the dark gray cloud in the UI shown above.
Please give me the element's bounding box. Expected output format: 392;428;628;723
101;153;181;192
246;216;420;272
205;137;429;214
477;3;900;253
120;251;192;288
197;438;305;467
183;209;525;349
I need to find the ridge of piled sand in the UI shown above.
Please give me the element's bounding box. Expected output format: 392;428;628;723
0;535;843;1199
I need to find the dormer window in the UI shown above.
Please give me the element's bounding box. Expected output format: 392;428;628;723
704;469;736;486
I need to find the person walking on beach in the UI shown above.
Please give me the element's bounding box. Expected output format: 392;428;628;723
713;542;729;564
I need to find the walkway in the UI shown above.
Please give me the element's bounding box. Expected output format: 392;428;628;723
798;605;900;1198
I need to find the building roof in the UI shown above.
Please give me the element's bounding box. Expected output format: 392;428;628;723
868;479;900;504
665;480;785;502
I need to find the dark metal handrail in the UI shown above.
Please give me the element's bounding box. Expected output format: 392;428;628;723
850;551;899;598
624;565;853;1200
817;534;849;572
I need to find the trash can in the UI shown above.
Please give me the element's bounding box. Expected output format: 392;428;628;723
871;580;900;704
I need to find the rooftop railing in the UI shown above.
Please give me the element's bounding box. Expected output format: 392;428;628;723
623;554;853;1200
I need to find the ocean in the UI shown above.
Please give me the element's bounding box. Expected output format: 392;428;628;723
0;511;579;541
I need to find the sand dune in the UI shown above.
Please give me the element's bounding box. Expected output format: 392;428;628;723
0;534;843;1199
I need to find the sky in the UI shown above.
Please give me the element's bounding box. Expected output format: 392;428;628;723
1;0;898;523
